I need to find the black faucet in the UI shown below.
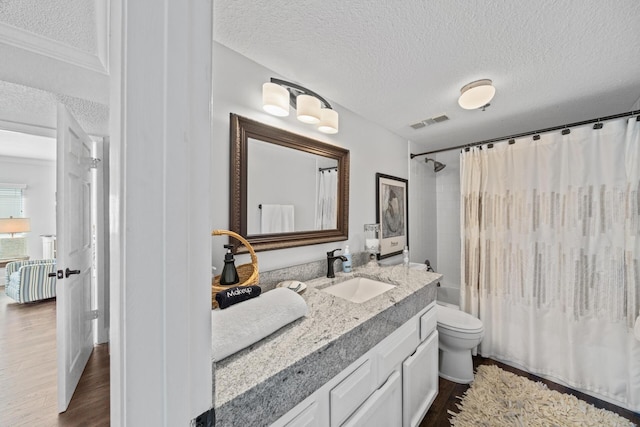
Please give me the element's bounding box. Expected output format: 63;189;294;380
327;249;348;278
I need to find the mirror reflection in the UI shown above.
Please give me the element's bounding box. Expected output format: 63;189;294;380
247;138;338;234
230;114;350;252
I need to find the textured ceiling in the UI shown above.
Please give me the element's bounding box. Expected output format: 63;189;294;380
0;1;108;160
0;80;108;136
214;0;640;151
0;0;97;54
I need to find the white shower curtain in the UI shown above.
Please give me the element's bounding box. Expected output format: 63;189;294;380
316;169;337;230
460;116;640;411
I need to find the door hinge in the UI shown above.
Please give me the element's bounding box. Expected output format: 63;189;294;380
90;310;99;320
89;157;101;169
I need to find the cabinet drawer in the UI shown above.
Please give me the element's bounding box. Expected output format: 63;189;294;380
330;358;375;427
419;304;437;342
342;371;402;427
376;318;418;381
283;401;320;427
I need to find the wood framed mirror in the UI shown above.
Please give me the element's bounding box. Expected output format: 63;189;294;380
229;114;350;252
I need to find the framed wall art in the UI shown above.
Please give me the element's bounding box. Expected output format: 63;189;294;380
375;173;408;258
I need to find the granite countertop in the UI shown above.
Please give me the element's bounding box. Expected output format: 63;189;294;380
214;264;441;426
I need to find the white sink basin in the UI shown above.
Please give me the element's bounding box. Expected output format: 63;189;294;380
322;277;396;303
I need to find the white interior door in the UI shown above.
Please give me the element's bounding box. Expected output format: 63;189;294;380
56;104;95;412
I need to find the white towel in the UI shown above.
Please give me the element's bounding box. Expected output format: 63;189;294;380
261;204;295;233
634;316;640;342
211;287;308;361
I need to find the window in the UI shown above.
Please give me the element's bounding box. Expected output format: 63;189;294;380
0;184;28;258
0;184;26;219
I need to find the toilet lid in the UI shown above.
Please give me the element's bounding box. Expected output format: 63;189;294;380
437;305;483;332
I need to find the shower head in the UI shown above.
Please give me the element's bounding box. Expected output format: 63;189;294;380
425;157;446;172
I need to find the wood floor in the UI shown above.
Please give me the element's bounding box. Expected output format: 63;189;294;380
5;286;638;427
0;290;110;427
421;356;640;426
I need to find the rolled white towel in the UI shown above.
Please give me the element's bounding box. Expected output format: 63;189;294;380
211;287;308;361
635;316;640;342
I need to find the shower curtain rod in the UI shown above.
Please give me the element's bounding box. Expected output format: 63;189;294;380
410;109;640;158
318;166;338;172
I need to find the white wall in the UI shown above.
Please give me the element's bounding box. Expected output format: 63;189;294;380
212;43;409;271
435;150;461;287
408;142;438;267
409;148;461;286
0;155;56;259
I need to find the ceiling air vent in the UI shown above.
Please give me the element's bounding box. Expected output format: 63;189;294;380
410;114;449;130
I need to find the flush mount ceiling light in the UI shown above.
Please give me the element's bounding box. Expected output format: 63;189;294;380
262;78;339;134
458;79;495;110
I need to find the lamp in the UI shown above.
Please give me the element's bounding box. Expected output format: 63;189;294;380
458;79;495;110
262;78;339;134
0;217;31;237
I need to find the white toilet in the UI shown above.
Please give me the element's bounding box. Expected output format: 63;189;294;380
436;304;484;384
407;262;484;383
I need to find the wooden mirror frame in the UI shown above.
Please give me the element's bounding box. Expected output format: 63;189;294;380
230;113;350;252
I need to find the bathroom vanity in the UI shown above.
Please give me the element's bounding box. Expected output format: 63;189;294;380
214;265;441;426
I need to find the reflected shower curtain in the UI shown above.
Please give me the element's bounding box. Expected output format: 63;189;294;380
316;169;337;229
460;117;640;410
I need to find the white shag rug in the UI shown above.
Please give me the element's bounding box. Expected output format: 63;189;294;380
449;365;635;427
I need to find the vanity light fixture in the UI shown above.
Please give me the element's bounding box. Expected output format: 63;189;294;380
262;82;290;116
458;79;495;110
262;78;339;134
318;108;339;134
296;94;321;124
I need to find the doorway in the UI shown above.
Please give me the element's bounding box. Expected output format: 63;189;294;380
0;124;110;424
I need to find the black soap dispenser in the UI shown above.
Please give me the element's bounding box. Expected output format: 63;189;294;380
220;244;240;286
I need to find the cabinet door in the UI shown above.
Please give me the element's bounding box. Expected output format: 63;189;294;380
402;331;439;427
342;371;402;427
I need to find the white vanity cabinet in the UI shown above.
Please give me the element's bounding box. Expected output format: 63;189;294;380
330;359;376;426
272;301;438;427
281;400;324;427
402;330;438;427
342;371;402;427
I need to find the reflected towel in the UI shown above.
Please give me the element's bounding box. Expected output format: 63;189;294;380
211;287;308;361
635;316;640;342
261;204;295;233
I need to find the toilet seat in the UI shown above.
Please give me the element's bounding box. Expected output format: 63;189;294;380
437;305;483;334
